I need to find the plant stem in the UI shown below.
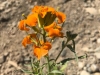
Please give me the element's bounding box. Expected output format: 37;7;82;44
74;52;78;64
47;56;50;73
46;56;50;75
42;28;46;42
55;41;68;62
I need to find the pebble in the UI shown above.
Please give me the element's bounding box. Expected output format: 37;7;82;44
90;37;97;42
78;62;85;70
0;1;8;11
82;47;89;52
90;64;98;73
97;38;100;44
0;14;10;22
4;8;11;13
85;30;91;35
82;47;93;52
3;52;9;57
94;73;100;75
84;8;98;15
98;9;100;15
0;56;5;64
24;57;31;62
94;53;100;59
80;70;90;75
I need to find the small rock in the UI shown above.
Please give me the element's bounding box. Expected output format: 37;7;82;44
89;56;97;64
85;30;91;35
84;8;98;15
82;47;93;52
4;8;11;13
0;56;5;64
0;14;10;22
80;70;90;75
90;64;98;73
90;37;97;42
84;66;87;70
86;15;94;20
84;3;88;7
0;6;4;11
97;38;100;44
98;9;100;15
24;57;31;62
8;60;21;69
94;53;100;59
78;62;85;70
3;52;9;57
0;1;8;11
94;73;100;75
82;47;89;51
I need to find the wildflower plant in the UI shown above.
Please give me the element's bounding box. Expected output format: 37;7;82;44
18;6;86;75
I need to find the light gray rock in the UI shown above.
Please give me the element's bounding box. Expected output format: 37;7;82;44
85;30;91;35
4;8;11;13
97;38;100;44
80;70;90;75
81;46;93;52
78;62;85;70
0;1;8;11
90;64;98;73
94;73;100;75
94;53;100;59
84;8;98;15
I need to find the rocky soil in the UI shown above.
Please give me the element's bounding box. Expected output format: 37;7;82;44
1;0;100;75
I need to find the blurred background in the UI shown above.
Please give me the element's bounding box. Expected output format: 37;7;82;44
0;0;100;75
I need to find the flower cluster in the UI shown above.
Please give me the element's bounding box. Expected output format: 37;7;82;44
18;6;66;60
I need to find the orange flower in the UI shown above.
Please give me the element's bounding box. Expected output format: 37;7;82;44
44;22;63;37
18;20;29;31
32;6;66;25
22;34;37;47
32;6;51;18
32;6;57;26
25;13;38;27
33;42;51;60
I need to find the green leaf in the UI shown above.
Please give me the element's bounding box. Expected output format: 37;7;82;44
66;31;77;41
50;70;63;74
58;58;74;65
60;62;67;71
21;69;33;74
67;45;75;53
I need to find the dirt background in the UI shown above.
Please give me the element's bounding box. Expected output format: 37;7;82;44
1;0;100;75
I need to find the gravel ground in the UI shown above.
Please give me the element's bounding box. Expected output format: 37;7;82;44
1;0;100;75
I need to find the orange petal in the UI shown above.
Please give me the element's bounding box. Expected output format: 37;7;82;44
18;20;29;31
56;12;66;24
56;25;62;31
32;6;40;13
22;34;38;47
25;13;38;26
22;35;31;47
33;45;48;60
44;22;55;32
48;28;63;37
48;6;55;12
42;42;52;50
